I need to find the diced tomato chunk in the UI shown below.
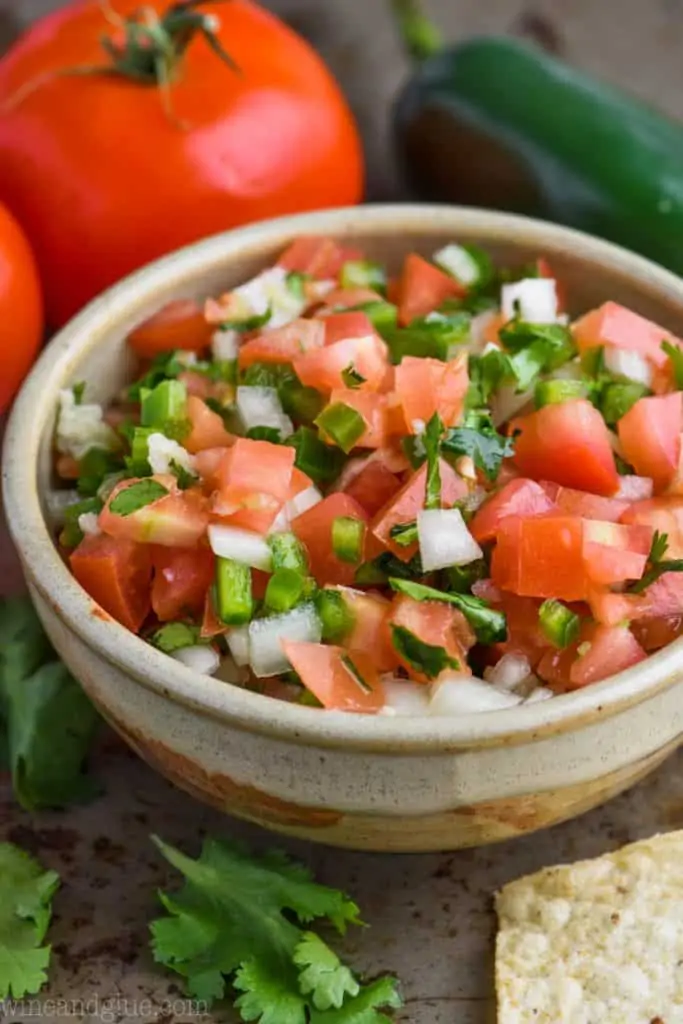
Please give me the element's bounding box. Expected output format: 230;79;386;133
331;586;398;672
512;399;619;496
371;459;469;560
70;534;152;633
569;625;646;688
194;447;226;492
200;589;227;639
320;287;383;310
276;236;360;279
151;544;214;621
387;594;473;683
491;515;589;602
100;478;209;547
539;481;628;523
573;301;681;369
213;438;295;533
323;311;377;345
589;571;683;626
184;395;236;454
487;591;548;669
471;479;555;544
582;543;647;586
127;300;212;358
617;393;682;492
343;460;402;517
396;253;465;325
395;353;468;430
293;334;389;392
237;319;324;368
291;493;369;586
632;615;683;652
282;641;384;712
288;467;314;499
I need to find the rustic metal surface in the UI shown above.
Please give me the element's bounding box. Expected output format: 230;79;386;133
2;1;683;1020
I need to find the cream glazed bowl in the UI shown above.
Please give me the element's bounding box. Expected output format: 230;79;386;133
5;205;683;852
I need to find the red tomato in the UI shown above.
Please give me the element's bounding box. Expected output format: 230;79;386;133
194;447;226;492
291;492;368;586
512;399;619;496
200;589;227;639
277;237;360;279
589;572;683;627
331;587;398;672
319;286;383;310
323;311;376;346
0;201;43;412
282;641;383;713
237;319;324;369
184;395;236;454
491;515;589;602
488;592;548;669
395;354;468;430
323;389;389;449
396;253;465;325
573;302;678;369
100;478;209;547
536;644;579;691
617;393;682;492
70;534;152;633
293;334;388;392
632;615;683;652
213;438;295;533
621;497;683;556
535;257;566;311
343;460;402;517
371;459;469;561
387;595;473;683
127;300;212;358
151;544;214;622
470;479;555;544
0;3;363;327
288;467;314;499
539;481;628;522
569;625;646;688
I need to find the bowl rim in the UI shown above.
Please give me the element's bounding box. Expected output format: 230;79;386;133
5;202;683;754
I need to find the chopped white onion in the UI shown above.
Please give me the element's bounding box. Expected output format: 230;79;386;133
226;625;251;666
490;384;534;427
236;386;293;438
211;328;240;361
615;475;654;500
380;677;430;716
603;346;654;388
429;676;523;715
524;686;554;704
458;486;488;515
236;266;307;328
77;511;101;537
417;508;483;571
208;524;273;571
147;433;196;476
307;278;336;300
501;278;558;324
56;388;118;460
433;243;480;286
171;644;220;676
484;653;532;691
176;350;199;367
45;489;80;526
248;603;322;678
269;484;323;532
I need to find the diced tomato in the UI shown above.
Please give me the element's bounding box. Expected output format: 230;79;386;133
200;589;227;639
536;644;580;691
282;641;384;713
535;257;566;312
184;395;236;454
277;237;362;279
323;389;389;449
387;594;473;683
573;301;680;369
320;287;383;310
632;615;683;651
127;300;212;358
617;393;682;492
539;481;628;523
100;478;209;547
589;572;683;626
569;625;646;688
288;466;314;499
194;447;226;492
395;353;468;430
237;319;324;369
614;475;654;501
512;399;619;496
151;544;214;621
396;253;465;326
621;496;683;557
293;334;389;392
70;534;152;633
56;454;80;480
471;479;555;544
213;438;295;533
331;586;398;672
491;515;589;602
323;311;376;346
291;492;369;586
371;459;469;561
252;569;270;600
582;543;647;586
488;591;548;669
343;459;402;516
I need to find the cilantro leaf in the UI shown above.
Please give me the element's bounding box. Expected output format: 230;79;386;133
169;460;198;490
389;521;418;547
109;479;169;516
223;309;272;332
309;976;403;1024
293;933;359;1011
127;350;184;401
390;625;460;679
286;271;309;299
442;413;515;482
388;579;507;644
627;530;683;593
662;340;683;389
0;843;60;999
423;413;444;510
341;364;366;389
498;320;576;368
234;958;307;1024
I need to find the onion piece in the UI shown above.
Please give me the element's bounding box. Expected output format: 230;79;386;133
269;484;323;532
236;386;293;438
484;653;532;692
490;384;534;427
429;676;523;715
524;686;554;704
380;677;431;716
211;328;240;361
45;489;80;526
208;524;273;571
171;645;220;675
77;511;101;537
417;508;483;571
603;346;653;388
226;625;251;666
433;243;480;286
501;278;558;323
248;603;322;678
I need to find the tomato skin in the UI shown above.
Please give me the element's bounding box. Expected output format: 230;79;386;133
617;393;682;492
512;399;619;496
237;319;324;369
539;481;628;523
395;354;468;430
185;395;236;453
573;301;678;369
491;515;589;602
127;300;212;358
589;571;683;626
151;544;214;622
282;641;384;713
70;533;152;633
293;334;388;392
396;253;465;325
632;615;683;651
276;237;359;279
213;437;295;533
470;478;555;544
387;594;473;683
100;478;209;547
569;625;646;688
621;496;683;557
323;311;376;346
0;2;363;327
0;201;43;412
291;492;368;586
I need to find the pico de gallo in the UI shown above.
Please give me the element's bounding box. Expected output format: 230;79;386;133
52;236;683;716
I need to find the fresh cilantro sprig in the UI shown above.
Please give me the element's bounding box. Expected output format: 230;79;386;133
388;579;507;644
109;479;169;516
662;340;683;389
390;625;460;679
341;364;366;389
442;410;515;482
150;835;402;1021
423;413;444;510
0;844;60;999
627;531;683;593
389;521;418;548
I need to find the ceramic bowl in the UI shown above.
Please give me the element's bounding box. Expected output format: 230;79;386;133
5;205;683;852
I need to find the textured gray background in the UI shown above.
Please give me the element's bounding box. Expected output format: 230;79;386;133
2;2;683;1022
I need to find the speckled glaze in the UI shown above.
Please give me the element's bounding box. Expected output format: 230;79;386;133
5;205;683;852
